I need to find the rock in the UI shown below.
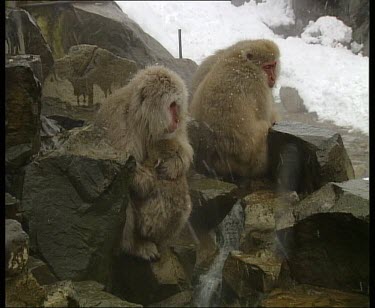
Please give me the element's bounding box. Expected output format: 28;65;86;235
27;256;58;286
188;171;239;231
73;280;142;307
20;124;133;284
276;180;369;293
5;193;19;220
261;284;369;307
43;280;78;307
149;290;192;307
6;219;29;277
279;87;307;113
221;250;282;307
43;44;137;107
6;272;47;307
268;121;355;195
24;1;198;89
239;189;296;254
5;7;54;81
112;248;189;306
6;59;42;168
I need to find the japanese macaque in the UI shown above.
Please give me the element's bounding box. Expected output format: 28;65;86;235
96;66;193;261
190;39;280;180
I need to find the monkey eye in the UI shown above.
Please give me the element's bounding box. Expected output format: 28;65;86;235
246;53;253;60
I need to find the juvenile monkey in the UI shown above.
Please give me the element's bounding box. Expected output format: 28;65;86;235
96;66;193;261
190;39;280;180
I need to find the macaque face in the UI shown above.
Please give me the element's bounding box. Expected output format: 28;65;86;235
262;61;277;87
167;101;180;133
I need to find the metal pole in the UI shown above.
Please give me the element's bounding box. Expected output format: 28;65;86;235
178;29;182;59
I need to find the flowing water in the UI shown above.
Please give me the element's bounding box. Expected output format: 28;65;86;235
193;201;245;307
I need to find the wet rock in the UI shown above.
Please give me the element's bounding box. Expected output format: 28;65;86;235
27;256;58;286
239;189;296;254
275;185;369;294
5;7;54;81
149;290;192;307
21;125;133;284
6;59;42;168
276;180;369;294
279;87;307;113
261;284;369;307
24;1;197;89
6;219;29;277
112;248;189;306
188;171;239;231
269;121;355;195
43;44;137;107
221;250;282;307
6;272;47;307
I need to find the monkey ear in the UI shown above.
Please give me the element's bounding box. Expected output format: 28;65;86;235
246;53;253;61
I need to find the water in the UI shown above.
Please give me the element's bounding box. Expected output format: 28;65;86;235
193;201;244;307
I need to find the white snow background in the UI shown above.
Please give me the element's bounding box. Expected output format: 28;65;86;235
116;0;369;135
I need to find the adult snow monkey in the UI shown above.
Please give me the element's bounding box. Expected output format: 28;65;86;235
96;66;193;261
190;39;280;180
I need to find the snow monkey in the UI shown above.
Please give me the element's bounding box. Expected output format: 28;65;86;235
190;39;280;180
96;66;193;261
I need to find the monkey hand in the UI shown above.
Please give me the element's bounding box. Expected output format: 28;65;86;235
155;159;181;180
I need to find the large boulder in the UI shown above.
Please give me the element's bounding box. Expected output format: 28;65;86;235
276;179;369;294
268;121;355;195
22;1;198;90
6;7;54;82
20;124;134;285
43;44;137;107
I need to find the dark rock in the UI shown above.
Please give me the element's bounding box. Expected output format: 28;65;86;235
5;193;19;220
20;125;133;284
279;87;307;113
5;7;54;81
112;248;188;306
24;1;198;89
6;60;42;168
6;272;47;307
43;44;137;107
188;171;239;231
261;284;369;307
27;256;58;286
269;121;355;195
47;115;85;130
6;219;29;277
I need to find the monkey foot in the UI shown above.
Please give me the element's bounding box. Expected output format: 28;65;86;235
135;241;160;261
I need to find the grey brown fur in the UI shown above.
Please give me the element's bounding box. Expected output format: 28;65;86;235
190;39;280;179
96;66;193;260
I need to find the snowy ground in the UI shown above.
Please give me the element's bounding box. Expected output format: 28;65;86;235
116;0;369;135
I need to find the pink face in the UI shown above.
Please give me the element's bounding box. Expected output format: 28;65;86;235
167;101;180;133
262;61;277;87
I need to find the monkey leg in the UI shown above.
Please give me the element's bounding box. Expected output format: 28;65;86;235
131;163;157;198
121;205;160;261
